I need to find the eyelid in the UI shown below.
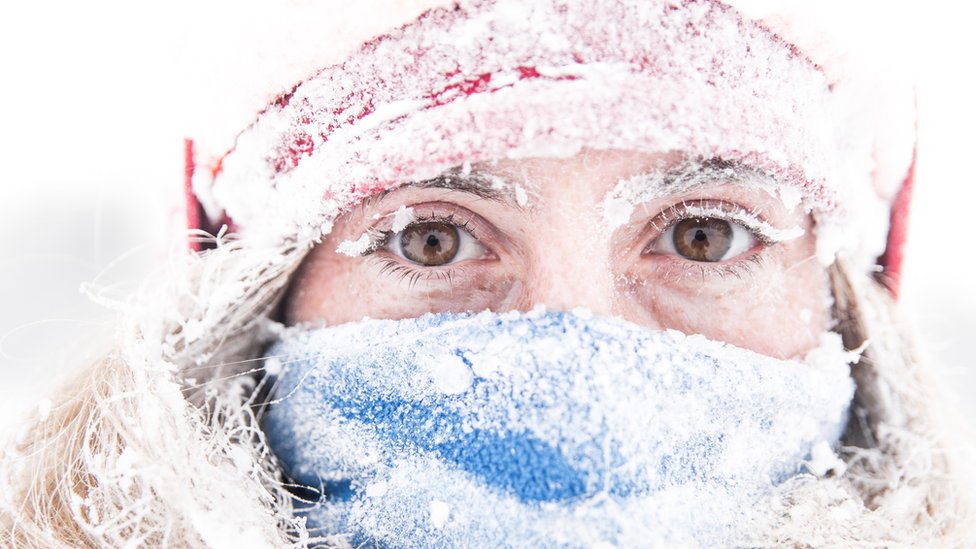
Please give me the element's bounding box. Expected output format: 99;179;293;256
385;218;488;266
647;200;805;246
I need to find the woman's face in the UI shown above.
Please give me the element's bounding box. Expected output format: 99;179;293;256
284;149;830;359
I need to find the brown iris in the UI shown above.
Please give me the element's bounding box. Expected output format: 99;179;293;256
400;222;460;266
672;218;733;262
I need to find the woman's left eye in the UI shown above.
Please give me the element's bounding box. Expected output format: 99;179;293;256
646;217;759;262
384;221;488;266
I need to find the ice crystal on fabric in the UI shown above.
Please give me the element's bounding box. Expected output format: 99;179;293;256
262;310;855;547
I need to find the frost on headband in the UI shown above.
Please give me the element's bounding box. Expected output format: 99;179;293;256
193;0;893;269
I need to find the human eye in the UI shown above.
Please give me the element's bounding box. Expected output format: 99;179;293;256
312;199;512;317
382;216;489;266
352;202;499;281
643;200;794;263
648;216;758;262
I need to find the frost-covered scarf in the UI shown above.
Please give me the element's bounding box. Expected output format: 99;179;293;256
263;310;854;547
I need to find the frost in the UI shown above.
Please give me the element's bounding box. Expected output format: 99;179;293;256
201;0;902;273
318;219;334;239
346;98;426;135
807;440;846;477
777;185;803;210
391;205;415;232
116;447;141;492
116;447;140;472
602;195;635;231
570;307;593;319
814;223;844;267
799;308;813;324
486;174;506;190
36;398;52;421
366;480;389;499
420;352;473;395
262;310;854;547
263;356;283;376
602;163;809;239
514;184;529;207
336;233;372;257
429;500;450;528
684;204;805;242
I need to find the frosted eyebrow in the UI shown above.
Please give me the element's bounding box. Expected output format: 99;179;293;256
655;158;776;191
602;157;790;230
624;157;785;197
369;167;523;208
412;173;512;202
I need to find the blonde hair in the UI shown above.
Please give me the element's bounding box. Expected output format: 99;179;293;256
1;240;973;547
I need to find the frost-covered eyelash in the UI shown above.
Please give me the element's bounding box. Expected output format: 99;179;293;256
365;212;478;254
649;201;804;244
361;212;481;286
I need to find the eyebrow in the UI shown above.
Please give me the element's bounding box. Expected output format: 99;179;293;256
626;157;787;199
365;156;780;211
662;158;774;187
368;167;520;207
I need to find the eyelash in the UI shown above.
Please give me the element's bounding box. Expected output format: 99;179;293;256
646;200;775;246
361;200;776;286
364;212;479;286
370;212;480;249
642;200;771;281
650;251;767;284
371;256;463;287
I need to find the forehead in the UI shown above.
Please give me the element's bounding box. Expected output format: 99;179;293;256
451;150;786;198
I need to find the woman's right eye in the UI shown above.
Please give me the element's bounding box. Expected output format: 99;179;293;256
384;221;488;266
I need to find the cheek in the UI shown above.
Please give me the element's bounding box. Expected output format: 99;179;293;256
624;245;832;359
284;251;369;325
284;248;522;325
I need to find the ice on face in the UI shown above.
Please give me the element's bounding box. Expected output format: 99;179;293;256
336;233;372;256
391;205;416;232
514;184;529;207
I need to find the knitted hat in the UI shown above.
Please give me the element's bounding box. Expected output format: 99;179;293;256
184;0;915;291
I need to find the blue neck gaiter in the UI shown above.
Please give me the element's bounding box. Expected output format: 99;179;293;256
262;310;854;547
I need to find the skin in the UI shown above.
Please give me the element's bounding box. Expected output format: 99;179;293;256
284;149;831;359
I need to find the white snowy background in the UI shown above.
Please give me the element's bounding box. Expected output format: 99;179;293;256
0;1;973;433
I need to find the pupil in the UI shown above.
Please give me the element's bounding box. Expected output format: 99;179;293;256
426;234;440;247
694;229;707;242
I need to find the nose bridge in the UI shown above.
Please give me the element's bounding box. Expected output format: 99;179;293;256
522;215;616;315
502;152;653;320
530;263;614;315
